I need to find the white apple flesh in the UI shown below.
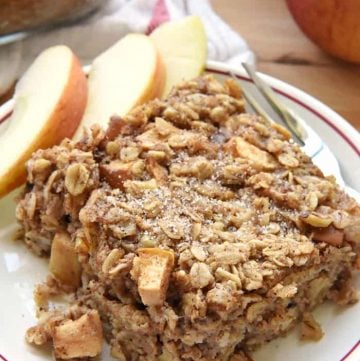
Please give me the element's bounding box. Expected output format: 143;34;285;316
151;16;207;97
0;45;87;198
74;33;166;140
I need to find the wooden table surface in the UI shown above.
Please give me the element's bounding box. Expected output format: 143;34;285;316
212;0;360;131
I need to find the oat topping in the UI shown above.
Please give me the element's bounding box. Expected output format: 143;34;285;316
17;75;360;361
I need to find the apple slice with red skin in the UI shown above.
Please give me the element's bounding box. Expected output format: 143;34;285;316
0;45;87;198
73;33;166;140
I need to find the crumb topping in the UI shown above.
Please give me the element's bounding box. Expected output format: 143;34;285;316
17;75;360;361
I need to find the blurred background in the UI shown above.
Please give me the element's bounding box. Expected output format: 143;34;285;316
0;0;359;131
212;0;360;131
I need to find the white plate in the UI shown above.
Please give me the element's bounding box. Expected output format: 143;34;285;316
0;61;359;361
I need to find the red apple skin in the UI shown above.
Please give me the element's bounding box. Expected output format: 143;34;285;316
286;0;360;64
0;54;87;198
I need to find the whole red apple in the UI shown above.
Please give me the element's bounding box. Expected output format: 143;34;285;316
286;0;360;64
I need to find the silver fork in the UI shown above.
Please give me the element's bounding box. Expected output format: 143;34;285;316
234;63;360;201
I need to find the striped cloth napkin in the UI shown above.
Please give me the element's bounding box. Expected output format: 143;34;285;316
0;0;254;96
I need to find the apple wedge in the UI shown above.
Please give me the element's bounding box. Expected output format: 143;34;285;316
150;16;207;97
0;45;87;198
0;118;9;136
74;33;166;140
